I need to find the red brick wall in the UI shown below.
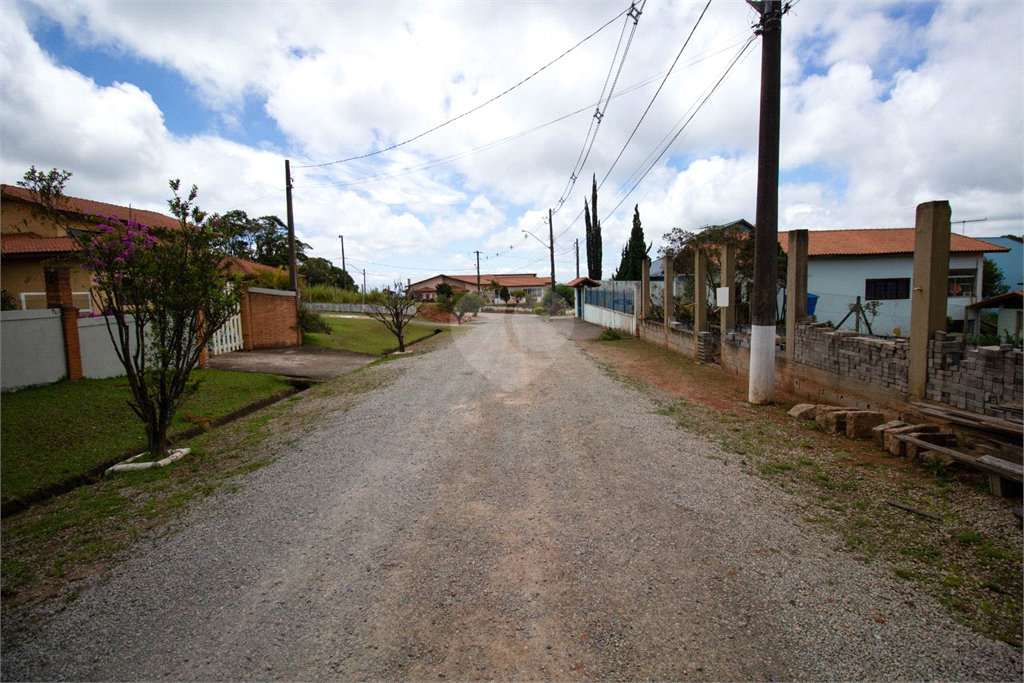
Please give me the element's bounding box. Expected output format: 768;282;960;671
240;287;300;350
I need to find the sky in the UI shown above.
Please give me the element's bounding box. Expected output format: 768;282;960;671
1;0;1021;290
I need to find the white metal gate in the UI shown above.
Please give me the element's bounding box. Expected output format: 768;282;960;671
209;308;243;355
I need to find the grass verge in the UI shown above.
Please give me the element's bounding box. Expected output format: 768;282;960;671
582;337;1023;649
302;315;442;355
1;370;294;505
0;362;405;630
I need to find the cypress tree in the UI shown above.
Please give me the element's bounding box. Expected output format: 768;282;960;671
584;175;602;280
613;204;650;280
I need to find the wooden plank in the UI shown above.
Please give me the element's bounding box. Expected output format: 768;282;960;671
893;434;1024;482
911;401;1023;437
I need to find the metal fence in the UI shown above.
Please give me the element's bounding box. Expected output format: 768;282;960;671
584;283;635;315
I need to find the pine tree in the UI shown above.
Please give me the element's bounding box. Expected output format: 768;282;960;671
613;205;651;280
584;175;602;280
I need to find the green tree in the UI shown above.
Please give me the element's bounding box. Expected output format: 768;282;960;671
499;286;510;304
584;174;602;280
613;204;651;281
509;289;527;304
455;291;485;322
435;282;454;299
217;210;310;268
19;168;240;458
301;256;354;289
983;258;1010;298
367;281;419;351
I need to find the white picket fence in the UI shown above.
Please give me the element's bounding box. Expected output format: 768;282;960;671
208;309;243;355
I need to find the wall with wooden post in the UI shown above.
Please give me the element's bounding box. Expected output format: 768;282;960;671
44;266;82;382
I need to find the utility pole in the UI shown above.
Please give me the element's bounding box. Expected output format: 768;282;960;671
548;208;557;303
338;235;346;274
285;160;298;292
575;238;580;279
362;269;366;305
474;250;482;292
748;0;784;405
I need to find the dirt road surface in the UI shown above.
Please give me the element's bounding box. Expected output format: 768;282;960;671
3;314;1020;681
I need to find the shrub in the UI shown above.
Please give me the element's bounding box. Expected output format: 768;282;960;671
299;308;332;334
599;329;621;341
533;307;547;315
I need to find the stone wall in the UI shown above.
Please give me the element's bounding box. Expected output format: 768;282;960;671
793;323;909;394
928;339;1023;420
638;319;696;359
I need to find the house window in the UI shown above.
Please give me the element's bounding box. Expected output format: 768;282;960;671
865;278;910;300
947;269;976;298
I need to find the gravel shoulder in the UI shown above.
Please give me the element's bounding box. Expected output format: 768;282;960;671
2;313;1020;681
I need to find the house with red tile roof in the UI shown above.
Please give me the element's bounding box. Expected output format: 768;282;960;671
408;273;552;303
778;228;1009;335
1;184;283;312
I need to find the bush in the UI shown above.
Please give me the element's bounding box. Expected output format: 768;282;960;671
533;306;547;315
299;308;332;334
598;329;621;341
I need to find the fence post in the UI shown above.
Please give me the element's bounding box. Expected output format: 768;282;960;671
785;229;808;363
720;243;736;355
641;258;650;320
238;283;254;351
908;201;951;401
44;266;82;382
664;252;674;349
694;248;708;333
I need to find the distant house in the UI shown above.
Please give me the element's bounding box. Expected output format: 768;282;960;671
779;228;1009;335
0;184;180;312
978;236;1023;289
408;273;552;303
966;290;1023;340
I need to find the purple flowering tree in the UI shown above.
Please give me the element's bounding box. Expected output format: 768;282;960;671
19;169;240;458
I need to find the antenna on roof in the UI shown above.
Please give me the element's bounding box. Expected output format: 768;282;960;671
952;217;987;235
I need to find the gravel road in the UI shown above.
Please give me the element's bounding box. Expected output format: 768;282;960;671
3;313;1021;681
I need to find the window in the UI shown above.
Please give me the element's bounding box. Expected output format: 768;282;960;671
865;278;910;300
947;268;976;298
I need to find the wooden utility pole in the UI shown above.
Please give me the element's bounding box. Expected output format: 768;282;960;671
575;238;580;279
748;0;784;404
285;159;298;292
548;209;557;302
474;250;482;292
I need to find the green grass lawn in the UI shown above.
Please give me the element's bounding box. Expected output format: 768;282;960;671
0;370;293;504
302;315;442;355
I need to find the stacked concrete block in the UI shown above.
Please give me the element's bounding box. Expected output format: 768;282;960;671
845;411;886;439
824;410;849;434
792;323;909;392
926;340;1023;418
872;420;907;447
884;424;940;457
903;431;952;460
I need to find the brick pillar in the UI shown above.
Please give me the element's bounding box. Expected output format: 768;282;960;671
238;283;254;351
44;266;82;381
908;201;951;401
786;229;809;363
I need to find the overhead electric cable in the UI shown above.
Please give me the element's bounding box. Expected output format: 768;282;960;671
294;7;629;169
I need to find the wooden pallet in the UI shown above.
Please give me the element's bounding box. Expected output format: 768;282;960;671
893;433;1023;497
911;401;1023;438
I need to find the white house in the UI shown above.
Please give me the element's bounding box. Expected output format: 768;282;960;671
779;228;1010;336
408;273;551;304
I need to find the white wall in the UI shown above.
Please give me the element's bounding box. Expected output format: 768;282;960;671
1;309;66;390
807;254;982;335
582;304;636;335
78;315;146;379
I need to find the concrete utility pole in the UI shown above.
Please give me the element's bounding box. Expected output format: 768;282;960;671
285;159;298;292
575;238;580;279
339;235;346;274
548;209;557;302
748;0;784;404
362;269;366;305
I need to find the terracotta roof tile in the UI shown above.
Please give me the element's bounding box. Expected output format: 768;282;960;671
1;184;181;231
0;232;79;255
445;273;553;288
778;228;1009;256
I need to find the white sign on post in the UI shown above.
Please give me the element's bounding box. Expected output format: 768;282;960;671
716;286;730;307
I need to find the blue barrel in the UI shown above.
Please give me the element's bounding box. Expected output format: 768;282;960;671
807;293;819;316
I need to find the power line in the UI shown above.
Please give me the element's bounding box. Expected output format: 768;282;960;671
294;32;751;193
294;7;630;170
